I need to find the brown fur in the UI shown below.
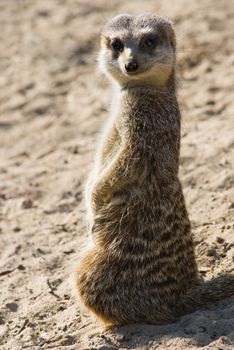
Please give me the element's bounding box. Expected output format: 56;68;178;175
75;13;234;328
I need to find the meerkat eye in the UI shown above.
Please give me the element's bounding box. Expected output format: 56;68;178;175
142;35;158;49
111;39;124;52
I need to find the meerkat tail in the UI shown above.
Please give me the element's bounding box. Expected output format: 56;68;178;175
175;273;234;317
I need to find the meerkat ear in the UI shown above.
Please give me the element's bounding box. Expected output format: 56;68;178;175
170;31;176;49
101;35;110;48
164;19;176;49
168;21;176;49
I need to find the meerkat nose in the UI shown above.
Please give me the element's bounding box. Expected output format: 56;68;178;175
125;60;138;73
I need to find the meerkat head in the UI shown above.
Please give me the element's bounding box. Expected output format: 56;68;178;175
99;13;176;88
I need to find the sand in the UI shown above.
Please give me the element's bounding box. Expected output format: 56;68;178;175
0;0;234;349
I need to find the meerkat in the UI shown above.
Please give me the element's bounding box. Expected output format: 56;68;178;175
75;13;234;329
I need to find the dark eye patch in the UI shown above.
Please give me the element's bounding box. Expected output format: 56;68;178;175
140;34;158;49
111;38;124;52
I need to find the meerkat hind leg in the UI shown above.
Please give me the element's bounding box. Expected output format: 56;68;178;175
78;279;175;327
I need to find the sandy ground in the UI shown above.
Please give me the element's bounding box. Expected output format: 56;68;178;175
0;0;234;349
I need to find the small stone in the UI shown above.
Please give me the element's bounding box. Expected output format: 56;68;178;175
22;199;33;209
61;335;76;346
216;236;225;244
5;302;18;312
34;337;46;346
207;247;217;257
63;249;75;255
206;100;215;105
17;264;25;271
